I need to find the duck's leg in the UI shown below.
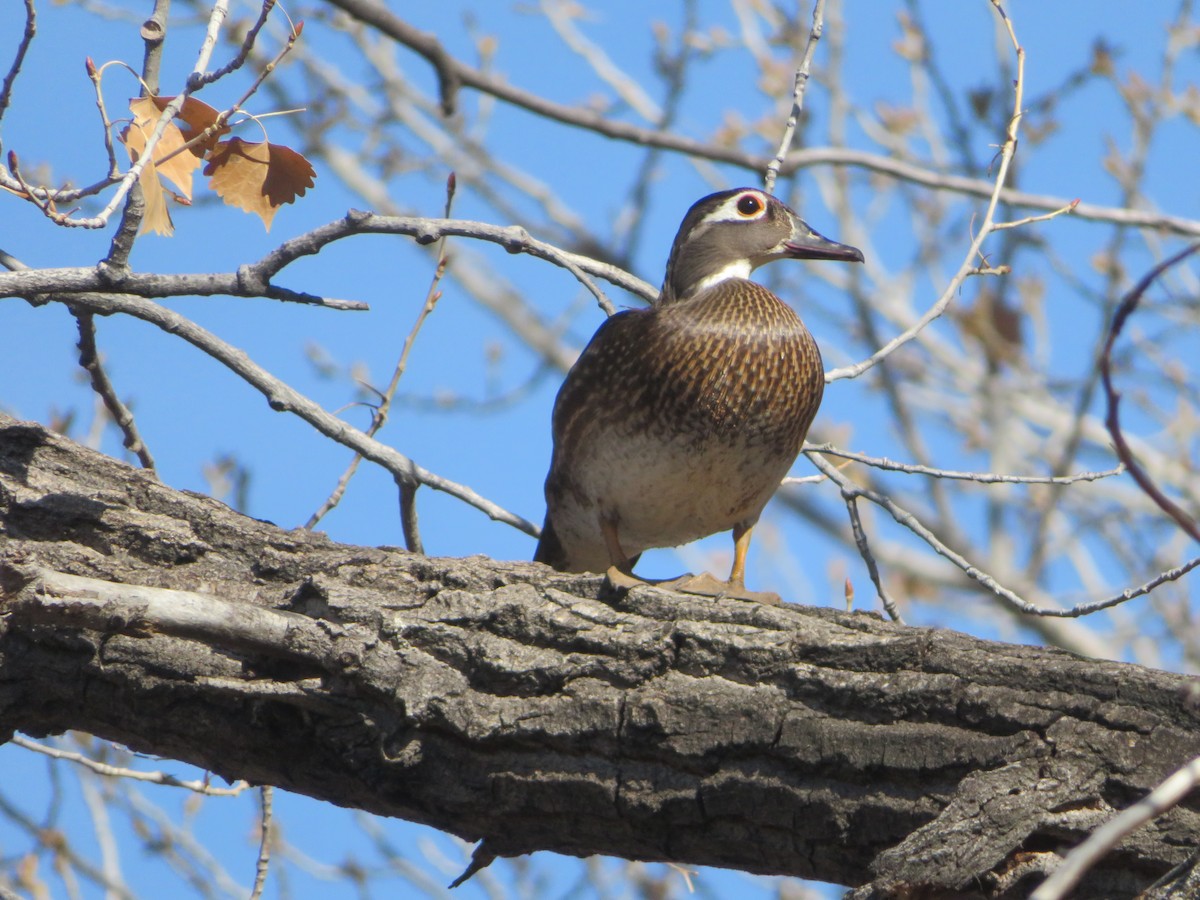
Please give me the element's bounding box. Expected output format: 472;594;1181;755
662;521;782;606
601;516;644;590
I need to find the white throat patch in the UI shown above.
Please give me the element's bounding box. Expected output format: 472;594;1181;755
687;259;753;296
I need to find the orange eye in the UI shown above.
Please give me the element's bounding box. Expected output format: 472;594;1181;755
736;193;764;216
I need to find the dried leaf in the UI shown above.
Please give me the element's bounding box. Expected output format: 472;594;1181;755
121;133;173;236
126;97;201;200
958;289;1024;370
149;95;230;158
203;138;316;230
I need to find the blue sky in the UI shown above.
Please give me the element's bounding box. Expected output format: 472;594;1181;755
1;0;1198;896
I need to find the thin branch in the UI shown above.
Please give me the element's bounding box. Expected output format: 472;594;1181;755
0;263;368;310
138;0;169;95
307;176;459;538
11;735;252;797
804;443;1124;485
103;0;170;279
0;0;35;126
1032;756;1200;900
193;0;277;88
202;10;302;119
825;2;1029;383
20;288;538;537
1100;242;1200;543
843;493;904;623
3;85;1197;237
991;198;1080;231
399;480;424;555
539;0;661;123
251;211;641;305
75;311;156;471
249;786;273;900
86;58;121;179
763;0;825;193
76;751;124;893
805;451;1200;618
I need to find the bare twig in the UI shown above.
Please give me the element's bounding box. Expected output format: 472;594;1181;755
0;264;367;310
11;735;251;797
24;288;538;536
307;175;459;541
1100;242;1200;543
540;0;661;123
804;443;1123;485
991;198;1079;231
138;0;169;94
207;10;302;121
0;0;35;126
1032;756;1200;900
399;480;423;555
249;786;273;900
75;312;156;471
763;0;825;193
86;58;121;179
103;0;172;273
826;2;1028;384
251;211;641;305
805;451;1200;618
843;493;904;623
193;0;277;87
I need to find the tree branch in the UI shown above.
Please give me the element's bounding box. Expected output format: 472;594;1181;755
1100;243;1200;544
1;413;1197;898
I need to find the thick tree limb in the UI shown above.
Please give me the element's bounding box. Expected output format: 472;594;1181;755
0;413;1197;898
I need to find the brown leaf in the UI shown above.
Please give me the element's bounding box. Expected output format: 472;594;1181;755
125;97;202;201
124;139;174;236
957;289;1024;370
119;117;174;237
149;95;230;158
203;138;316;230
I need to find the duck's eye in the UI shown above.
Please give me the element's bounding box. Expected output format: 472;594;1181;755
736;193;764;217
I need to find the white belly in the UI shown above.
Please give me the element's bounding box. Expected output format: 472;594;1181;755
550;428;797;573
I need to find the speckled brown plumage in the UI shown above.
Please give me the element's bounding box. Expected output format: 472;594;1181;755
534;188;863;595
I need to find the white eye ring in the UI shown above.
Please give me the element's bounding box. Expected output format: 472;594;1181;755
735;192;765;217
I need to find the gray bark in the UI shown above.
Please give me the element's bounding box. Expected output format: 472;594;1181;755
0;412;1197;898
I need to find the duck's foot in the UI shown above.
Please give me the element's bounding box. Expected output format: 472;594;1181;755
604;565;648;592
603;568;782;606
660;572;782;606
604;566;690;592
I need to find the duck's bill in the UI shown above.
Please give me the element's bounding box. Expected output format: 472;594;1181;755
784;230;864;263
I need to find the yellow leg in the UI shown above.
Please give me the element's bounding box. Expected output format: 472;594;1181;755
601;516;643;590
599;517;781;606
729;520;753;589
601;517;630;571
660;521;781;606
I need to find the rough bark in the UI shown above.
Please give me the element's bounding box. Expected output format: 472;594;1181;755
0;412;1197;898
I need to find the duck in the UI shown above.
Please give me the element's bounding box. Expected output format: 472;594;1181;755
535;187;863;604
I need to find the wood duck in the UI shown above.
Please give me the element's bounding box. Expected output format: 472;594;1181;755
534;187;863;604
